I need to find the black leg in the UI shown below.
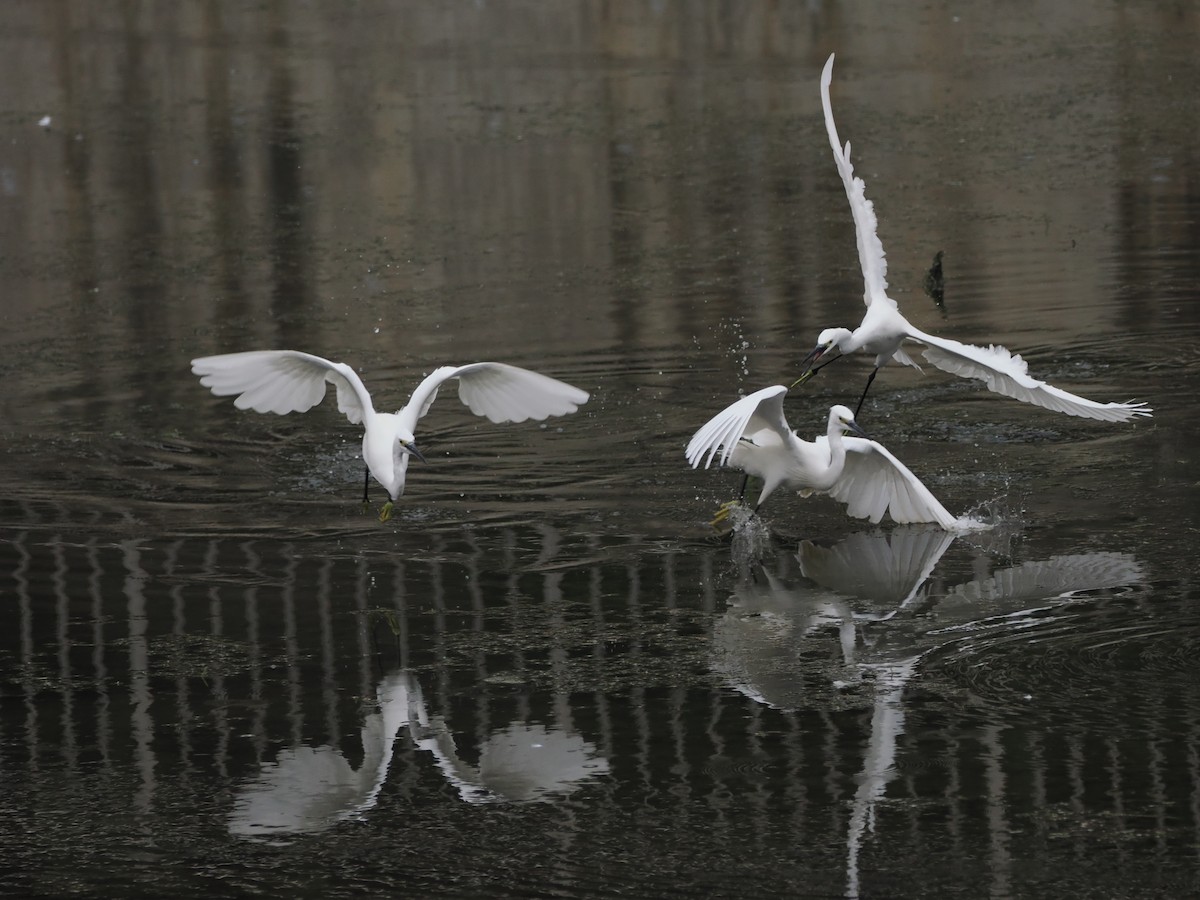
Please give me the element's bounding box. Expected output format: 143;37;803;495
792;352;843;389
854;368;879;418
362;467;370;503
739;477;765;518
811;352;843;376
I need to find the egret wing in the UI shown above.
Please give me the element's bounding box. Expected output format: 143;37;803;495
686;385;790;470
191;350;372;424
909;329;1152;422
821;53;892;311
820;436;957;529
403;362;589;427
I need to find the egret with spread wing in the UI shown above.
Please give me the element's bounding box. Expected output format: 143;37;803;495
798;54;1151;423
685;386;957;529
192;350;589;521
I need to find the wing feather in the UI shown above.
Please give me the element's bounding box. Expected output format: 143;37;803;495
821;53;892;310
910;330;1152;422
403;362;589;427
818;436;957;529
191;350;373;425
686;386;790;470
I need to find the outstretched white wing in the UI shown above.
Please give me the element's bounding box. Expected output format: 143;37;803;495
817;435;957;529
191;350;373;425
402;362;589;428
821;53;892;311
908;328;1152;422
686;385;791;470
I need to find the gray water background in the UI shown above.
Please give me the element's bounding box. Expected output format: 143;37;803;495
2;3;1198;897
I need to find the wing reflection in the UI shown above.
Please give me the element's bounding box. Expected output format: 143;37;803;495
712;527;1145;899
419;721;611;804
714;526;955;710
230;669;611;836
228;670;422;838
943;551;1145;606
798;526;956;614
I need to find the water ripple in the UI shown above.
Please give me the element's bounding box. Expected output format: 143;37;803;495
922;590;1196;725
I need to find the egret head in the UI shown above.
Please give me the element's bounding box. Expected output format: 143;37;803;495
795;328;853;385
364;419;430;507
399;436;427;465
830;404;870;440
816;327;854;353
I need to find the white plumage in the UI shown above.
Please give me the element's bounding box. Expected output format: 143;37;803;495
686;385;957;529
800;54;1151;423
191;350;589;520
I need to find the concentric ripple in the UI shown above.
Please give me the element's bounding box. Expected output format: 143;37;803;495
921;586;1199;729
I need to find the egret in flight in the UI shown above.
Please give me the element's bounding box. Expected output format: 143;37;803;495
797;54;1151;423
192;350;589;521
686;386;958;530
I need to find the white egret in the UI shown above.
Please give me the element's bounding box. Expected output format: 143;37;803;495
799;54;1151;423
191;350;589;521
686;385;958;529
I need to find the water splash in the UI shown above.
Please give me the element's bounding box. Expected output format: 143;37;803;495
728;507;774;571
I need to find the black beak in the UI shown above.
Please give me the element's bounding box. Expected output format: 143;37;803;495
792;343;836;388
799;343;828;373
405;442;428;464
844;419;870;440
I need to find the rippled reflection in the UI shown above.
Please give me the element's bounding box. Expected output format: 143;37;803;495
713;526;1148;898
229;666;610;838
425;721;610;805
3;500;1197;896
229;670;420;838
1;0;1197;894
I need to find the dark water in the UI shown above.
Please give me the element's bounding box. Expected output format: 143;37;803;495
2;3;1199;898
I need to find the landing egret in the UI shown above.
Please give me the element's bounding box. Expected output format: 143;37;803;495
798;54;1151;423
191;350;589;521
686;386;958;529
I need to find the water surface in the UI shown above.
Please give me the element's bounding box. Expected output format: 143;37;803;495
2;2;1198;898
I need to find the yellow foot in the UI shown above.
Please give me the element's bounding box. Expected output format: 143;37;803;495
378;500;395;523
789;369;815;390
710;499;744;527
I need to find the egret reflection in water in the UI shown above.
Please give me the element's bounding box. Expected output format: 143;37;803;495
229;670;425;838
713;525;955;710
711;526;1146;899
420;721;611;805
229;669;610;837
